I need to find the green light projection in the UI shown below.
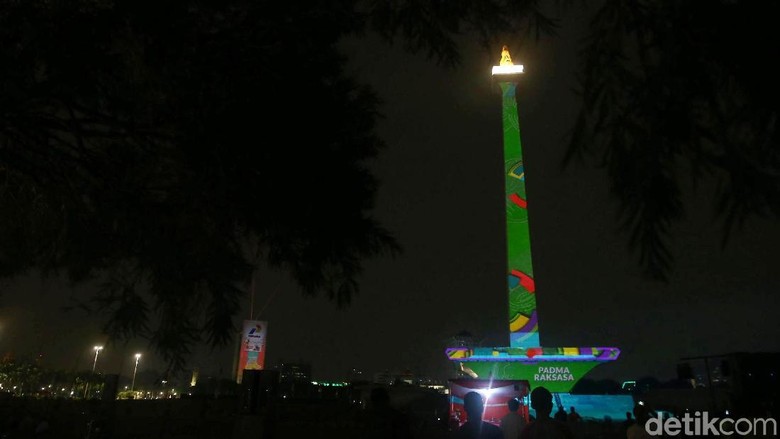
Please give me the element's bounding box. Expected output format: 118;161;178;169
444;50;620;394
500;80;539;348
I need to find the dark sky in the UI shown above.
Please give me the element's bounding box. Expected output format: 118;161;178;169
1;10;779;384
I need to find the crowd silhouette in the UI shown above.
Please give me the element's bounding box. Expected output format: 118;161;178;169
349;385;660;439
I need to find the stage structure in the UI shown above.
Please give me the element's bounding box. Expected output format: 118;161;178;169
445;47;619;393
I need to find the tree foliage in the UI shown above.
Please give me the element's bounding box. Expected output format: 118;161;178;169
567;0;780;280
0;0;556;369
0;358;44;394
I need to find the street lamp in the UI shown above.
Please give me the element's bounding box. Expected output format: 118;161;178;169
91;346;103;373
84;345;103;399
131;353;141;393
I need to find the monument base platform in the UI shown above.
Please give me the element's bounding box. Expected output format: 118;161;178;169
446;346;620;393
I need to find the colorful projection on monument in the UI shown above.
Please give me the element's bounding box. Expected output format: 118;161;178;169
446;346;620;392
444;47;619;394
446;346;620;362
500;74;539;348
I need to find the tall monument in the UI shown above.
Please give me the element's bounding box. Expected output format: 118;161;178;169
445;47;619;393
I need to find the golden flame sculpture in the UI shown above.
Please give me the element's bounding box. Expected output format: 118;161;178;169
500;45;513;66
492;45;524;75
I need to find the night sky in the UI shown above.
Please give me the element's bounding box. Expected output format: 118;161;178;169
1;11;779;383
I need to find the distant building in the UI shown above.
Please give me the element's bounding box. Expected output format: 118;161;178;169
399;369;415;385
371;369;418;386
311;380;352;401
278;362;312;399
647;352;780;416
279;362;311;383
446;330;480;348
715;352;779;416
373;370;393;385
349;367;365;383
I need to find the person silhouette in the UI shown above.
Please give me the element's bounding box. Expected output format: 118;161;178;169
626;403;653;439
602;415;614;439
567;406;581;424
520;387;573;439
553;406;567;423
452;391;504;439
621;411;635;437
500;398;526;439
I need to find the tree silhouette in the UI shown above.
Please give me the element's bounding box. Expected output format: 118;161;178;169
0;1;556;368
566;0;780;280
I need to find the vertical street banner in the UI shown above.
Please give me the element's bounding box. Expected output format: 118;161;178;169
236;320;267;383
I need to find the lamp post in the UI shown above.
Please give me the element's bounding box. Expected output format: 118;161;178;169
91;346;103;373
131;353;141;393
84;345;103;399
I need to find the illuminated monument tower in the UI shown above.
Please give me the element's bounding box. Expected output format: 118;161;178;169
445;47;619;393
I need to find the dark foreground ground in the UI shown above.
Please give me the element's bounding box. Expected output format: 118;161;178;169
8;395;767;439
0;395;451;439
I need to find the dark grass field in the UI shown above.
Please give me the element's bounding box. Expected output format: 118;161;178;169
0;396;450;439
